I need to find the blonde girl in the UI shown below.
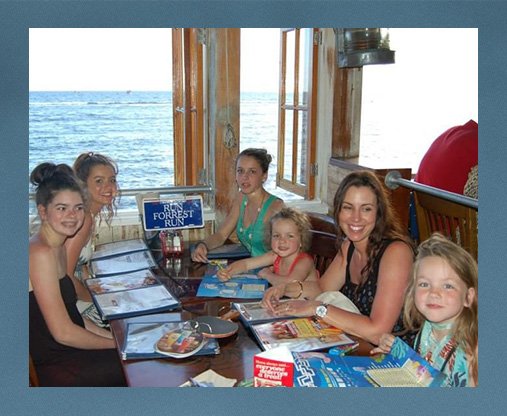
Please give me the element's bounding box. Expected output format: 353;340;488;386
372;233;478;387
217;207;318;285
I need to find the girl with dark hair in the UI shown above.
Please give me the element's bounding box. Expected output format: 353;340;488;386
29;163;126;386
192;148;284;262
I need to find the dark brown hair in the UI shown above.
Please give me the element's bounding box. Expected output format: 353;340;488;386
30;162;85;208
237;148;273;173
332;170;412;286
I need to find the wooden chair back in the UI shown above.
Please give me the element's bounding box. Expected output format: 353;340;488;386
308;230;338;276
414;190;478;261
29;355;40;387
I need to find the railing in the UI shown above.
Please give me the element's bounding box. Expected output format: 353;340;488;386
29;185;214;201
384;170;478;210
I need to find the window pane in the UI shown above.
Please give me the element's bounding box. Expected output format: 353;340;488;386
298;29;312;107
285;30;296;103
283;110;294;181
297;110;308;185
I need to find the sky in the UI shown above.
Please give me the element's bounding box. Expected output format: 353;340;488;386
29;28;280;92
29;28;477;101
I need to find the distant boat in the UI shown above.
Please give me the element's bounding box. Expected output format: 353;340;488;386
126;90;131;94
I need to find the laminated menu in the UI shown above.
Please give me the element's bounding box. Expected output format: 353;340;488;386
85;269;180;320
232;300;297;325
90;249;157;277
196;263;268;299
91;238;149;260
121;320;220;360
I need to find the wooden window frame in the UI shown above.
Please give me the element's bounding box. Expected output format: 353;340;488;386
277;28;319;199
172;28;204;186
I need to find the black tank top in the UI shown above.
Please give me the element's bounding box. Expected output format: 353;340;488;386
29;275;85;364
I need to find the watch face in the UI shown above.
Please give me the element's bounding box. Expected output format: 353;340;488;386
316;305;327;318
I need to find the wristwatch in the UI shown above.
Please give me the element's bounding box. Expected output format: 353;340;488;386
315;303;328;318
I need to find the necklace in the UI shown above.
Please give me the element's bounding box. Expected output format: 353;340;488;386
239;193;267;240
415;322;457;373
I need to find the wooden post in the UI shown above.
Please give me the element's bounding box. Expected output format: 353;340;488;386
331;66;362;159
208;28;241;221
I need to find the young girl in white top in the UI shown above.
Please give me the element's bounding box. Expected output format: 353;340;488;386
217;207;318;286
371;233;478;387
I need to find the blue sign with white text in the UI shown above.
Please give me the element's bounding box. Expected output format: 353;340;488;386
142;196;204;231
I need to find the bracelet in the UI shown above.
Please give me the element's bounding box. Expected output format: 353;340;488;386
291;280;304;299
195;241;208;251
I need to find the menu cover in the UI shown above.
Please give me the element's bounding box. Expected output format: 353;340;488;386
205;243;250;260
233;300;297;326
85;269;180;320
89;249;157;277
196;264;268;299
120;321;219;360
250;317;356;353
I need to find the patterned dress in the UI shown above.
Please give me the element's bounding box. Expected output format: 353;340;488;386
415;321;471;387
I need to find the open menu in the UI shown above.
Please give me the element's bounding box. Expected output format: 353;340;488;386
85;269;180;320
91;238;149;260
89;249;157;277
196;263;268;299
121;320;219;360
233;300;297;325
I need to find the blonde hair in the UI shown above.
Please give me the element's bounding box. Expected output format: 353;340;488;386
264;207;312;252
73;152;119;226
403;233;478;382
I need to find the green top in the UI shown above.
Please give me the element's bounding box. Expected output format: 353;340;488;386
236;194;277;257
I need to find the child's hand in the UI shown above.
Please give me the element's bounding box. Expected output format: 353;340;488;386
216;262;243;282
216;268;232;282
370;333;395;355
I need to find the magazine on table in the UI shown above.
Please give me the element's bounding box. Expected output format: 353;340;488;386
85;269;180;320
120;320;220;360
292;337;445;387
250;316;356;353
91;238;149;260
89;249;157;277
196;264;269;299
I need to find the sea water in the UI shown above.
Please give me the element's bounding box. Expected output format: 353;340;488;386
28;90;457;210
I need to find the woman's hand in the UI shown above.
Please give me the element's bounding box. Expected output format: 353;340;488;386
191;242;208;263
369;333;395;355
261;284;287;313
272;299;319;318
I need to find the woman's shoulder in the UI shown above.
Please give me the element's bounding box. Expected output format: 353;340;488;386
378;239;414;264
267;195;284;211
30;236;51;256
